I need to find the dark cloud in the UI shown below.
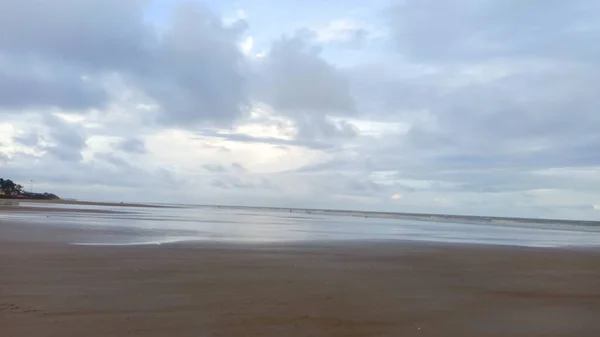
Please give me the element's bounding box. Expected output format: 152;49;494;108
140;3;249;126
117;138;146;154
0;0;146;111
94;152;130;169
348;62;438;117
300;137;600;195
231;163;247;172
256;31;355;115
0;0;248;126
0;0;151;70
395;66;600;174
13;132;40;148
1;0;359;145
253;31;358;140
294;116;358;140
202;164;227;173
10;116;87;163
211;176;277;190
328;0;600;199
0;55;107;110
42;115;87;162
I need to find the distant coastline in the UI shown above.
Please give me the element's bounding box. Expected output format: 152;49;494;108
0;198;176;209
0;178;59;200
1;192;61;200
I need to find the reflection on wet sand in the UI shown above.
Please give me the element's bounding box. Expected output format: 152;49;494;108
1;201;599;247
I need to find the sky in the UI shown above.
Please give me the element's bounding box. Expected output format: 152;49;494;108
0;0;599;220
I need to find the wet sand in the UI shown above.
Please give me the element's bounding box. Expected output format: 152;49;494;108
0;205;129;214
0;198;173;208
1;222;600;336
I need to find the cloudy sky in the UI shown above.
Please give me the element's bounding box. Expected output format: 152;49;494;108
1;0;599;220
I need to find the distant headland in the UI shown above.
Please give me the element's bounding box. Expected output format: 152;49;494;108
0;178;60;200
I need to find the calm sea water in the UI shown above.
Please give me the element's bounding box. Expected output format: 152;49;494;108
1;202;599;248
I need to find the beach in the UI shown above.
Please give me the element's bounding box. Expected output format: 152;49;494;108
1;222;599;336
1;203;600;336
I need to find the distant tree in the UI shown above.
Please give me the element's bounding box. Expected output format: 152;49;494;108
0;178;24;197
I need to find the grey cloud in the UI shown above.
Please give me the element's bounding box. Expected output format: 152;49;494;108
2;151;179;190
255;30;356;116
42;115;87;162
282;172;392;199
44;141;83;162
0;55;107;110
13;132;40;148
0;0;151;70
117;138;146;154
141;3;248;126
346;179;384;194
1;0;359;144
348;62;438;117
388;0;600;62
210;179;230;189
202;163;264;174
2;0;598;218
427;138;600;172
203;164;227;173
94;152;130;169
250;31;359;142
195;129;337;150
344;176;416;196
294;116;358;140
0;0;146;111
398;66;600;168
291;156;361;173
338;1;600;196
404;168;599;195
295;119;600;195
0;1;248;125
231;163;247;172
211;176;277;190
13;120;130;167
340;28;369;49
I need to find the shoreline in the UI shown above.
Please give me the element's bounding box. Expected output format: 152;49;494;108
1;219;600;336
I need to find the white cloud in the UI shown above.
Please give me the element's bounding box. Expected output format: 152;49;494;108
223;8;248;25
433;197;453;207
314;19;370;44
343;118;409;137
145;127;324;175
239;36;254;56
